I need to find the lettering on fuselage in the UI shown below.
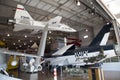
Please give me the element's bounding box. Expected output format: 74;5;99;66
52;21;57;24
21;16;29;19
74;51;88;61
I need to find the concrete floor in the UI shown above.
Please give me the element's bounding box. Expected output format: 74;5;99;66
104;71;120;80
18;72;88;80
7;69;120;80
8;69;88;80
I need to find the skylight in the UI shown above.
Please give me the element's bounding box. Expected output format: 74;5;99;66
98;0;120;24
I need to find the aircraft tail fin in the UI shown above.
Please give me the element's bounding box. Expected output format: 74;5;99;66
48;16;62;25
13;24;28;31
14;4;34;24
89;23;112;46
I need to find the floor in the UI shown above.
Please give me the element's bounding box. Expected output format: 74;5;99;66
7;68;120;80
104;71;120;80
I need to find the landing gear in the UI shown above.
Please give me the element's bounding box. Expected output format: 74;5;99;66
20;58;43;72
38;65;42;71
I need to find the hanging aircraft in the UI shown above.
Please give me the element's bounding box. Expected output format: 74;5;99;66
9;4;76;34
0;4;76;72
45;23;120;67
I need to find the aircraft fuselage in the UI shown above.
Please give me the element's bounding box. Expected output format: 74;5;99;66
46;45;117;66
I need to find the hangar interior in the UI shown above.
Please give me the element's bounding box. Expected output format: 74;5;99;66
0;0;120;80
0;0;113;50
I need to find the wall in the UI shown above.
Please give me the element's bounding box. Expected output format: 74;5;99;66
0;54;6;64
102;62;120;71
0;54;7;69
78;27;94;46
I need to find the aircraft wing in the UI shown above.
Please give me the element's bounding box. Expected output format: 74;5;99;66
31;29;40;34
52;44;73;56
0;73;22;80
0;48;39;58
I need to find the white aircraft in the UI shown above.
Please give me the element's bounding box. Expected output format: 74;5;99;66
0;4;76;73
9;4;76;34
45;23;120;67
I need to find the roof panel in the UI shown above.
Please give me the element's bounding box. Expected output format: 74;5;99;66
42;0;59;6
60;10;71;17
42;4;52;11
64;0;73;7
0;5;14;17
37;16;46;21
53;10;60;14
28;0;39;7
13;0;20;2
29;12;40;20
78;18;85;22
47;6;56;12
37;1;46;9
70;16;77;21
58;0;68;4
64;13;72;18
20;0;27;3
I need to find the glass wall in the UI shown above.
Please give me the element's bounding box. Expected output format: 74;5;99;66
104;56;120;63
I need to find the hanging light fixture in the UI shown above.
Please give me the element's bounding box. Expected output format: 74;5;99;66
24;35;27;38
13;43;16;45
30;40;32;42
38;36;40;39
75;0;81;6
18;40;21;42
7;34;10;37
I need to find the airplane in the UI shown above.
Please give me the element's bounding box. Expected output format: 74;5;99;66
0;4;76;73
45;23;120;67
9;4;76;34
0;73;22;80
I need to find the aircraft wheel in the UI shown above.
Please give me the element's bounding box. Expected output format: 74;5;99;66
38;65;42;71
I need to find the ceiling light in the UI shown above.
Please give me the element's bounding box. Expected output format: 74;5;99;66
30;40;32;42
91;12;95;15
7;34;10;37
92;6;95;9
25;35;27;38
84;35;88;39
38;36;40;39
13;43;16;45
18;40;21;42
90;2;93;4
48;37;51;40
86;29;88;32
48;41;51;44
28;45;30;47
24;43;27;45
19;45;22;47
75;0;81;6
3;39;5;41
88;10;95;15
107;22;110;25
49;31;51;34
